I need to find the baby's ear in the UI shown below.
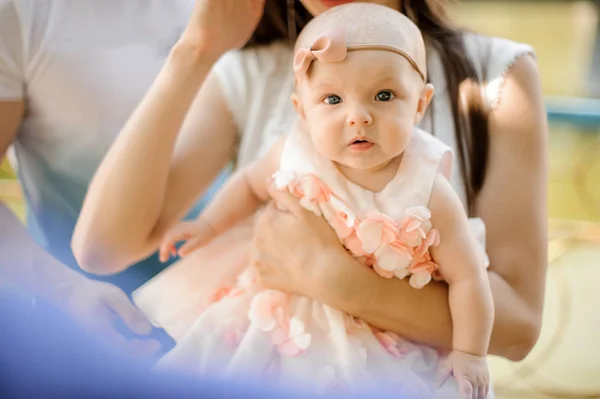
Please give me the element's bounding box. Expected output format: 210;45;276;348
291;92;306;120
414;83;434;125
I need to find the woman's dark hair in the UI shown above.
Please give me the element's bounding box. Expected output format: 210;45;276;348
246;0;489;213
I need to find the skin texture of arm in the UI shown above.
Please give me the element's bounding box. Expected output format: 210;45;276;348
73;0;266;275
157;136;287;260
429;174;494;357
72;45;238;274
200;136;286;235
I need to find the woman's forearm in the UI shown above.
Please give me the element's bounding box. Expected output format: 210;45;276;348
320;249;540;361
73;41;218;273
0;203;82;303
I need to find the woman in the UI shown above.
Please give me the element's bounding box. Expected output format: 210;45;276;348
73;0;547;364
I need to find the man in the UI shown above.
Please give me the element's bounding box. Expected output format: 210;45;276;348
0;0;226;351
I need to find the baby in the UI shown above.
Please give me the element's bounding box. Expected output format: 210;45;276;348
157;3;493;398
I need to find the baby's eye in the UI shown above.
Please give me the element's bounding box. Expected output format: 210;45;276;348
375;91;395;102
324;95;342;105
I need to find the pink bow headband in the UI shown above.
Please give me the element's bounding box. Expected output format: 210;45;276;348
293;29;426;83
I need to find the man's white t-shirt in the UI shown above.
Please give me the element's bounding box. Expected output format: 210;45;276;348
0;0;205;292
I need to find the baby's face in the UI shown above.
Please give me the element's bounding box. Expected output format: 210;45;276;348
295;50;431;172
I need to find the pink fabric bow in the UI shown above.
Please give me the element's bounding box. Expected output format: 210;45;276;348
293;29;348;81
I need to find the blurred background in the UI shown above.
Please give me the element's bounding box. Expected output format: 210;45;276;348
451;1;600;399
1;1;599;398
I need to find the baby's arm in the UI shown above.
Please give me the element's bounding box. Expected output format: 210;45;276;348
199;136;286;234
429;174;493;397
429;173;493;355
159;136;286;261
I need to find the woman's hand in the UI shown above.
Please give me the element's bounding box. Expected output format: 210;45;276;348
182;0;266;59
251;180;348;300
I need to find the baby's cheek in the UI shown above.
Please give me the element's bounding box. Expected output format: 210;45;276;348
310;128;340;158
312;130;336;153
385;124;413;154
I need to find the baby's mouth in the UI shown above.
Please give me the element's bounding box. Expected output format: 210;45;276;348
348;137;374;151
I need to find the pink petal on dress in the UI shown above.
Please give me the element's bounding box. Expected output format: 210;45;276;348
364;211;398;226
365;213;399;247
394;267;411;279
223;328;244;349
409;259;437;273
357;215;397;254
375;331;407;358
344;231;365;256
409;269;433;289
299;196;322;216
272;170;297;190
375;331;398;348
405;219;422;233
387;346;404;358
425;229;440;247
397;345;410;356
375;243;413;272
292;332;312;350
405;206;431;221
329;212;354;239
207;285;237;305
299;174;331;203
273;306;289;330
268;316;311;356
271;327;289;346
248;295;276;331
289;317;312;350
248;291;288;331
329;196;357;228
397;226;423;247
356;219;384;253
413;242;428;259
277;339;302;357
289;317;305;335
373;265;395;279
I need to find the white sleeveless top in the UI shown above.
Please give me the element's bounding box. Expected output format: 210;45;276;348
213;32;535;208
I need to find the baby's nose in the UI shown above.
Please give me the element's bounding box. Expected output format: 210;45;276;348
347;108;373;126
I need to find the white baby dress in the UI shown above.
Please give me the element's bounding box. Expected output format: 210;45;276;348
157;124;490;399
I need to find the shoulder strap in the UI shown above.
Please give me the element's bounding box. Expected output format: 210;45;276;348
395;128;453;207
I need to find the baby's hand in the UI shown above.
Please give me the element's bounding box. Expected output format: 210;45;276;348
158;219;216;262
437;350;489;399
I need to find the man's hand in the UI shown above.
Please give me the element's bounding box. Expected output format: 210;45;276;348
52;277;160;356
